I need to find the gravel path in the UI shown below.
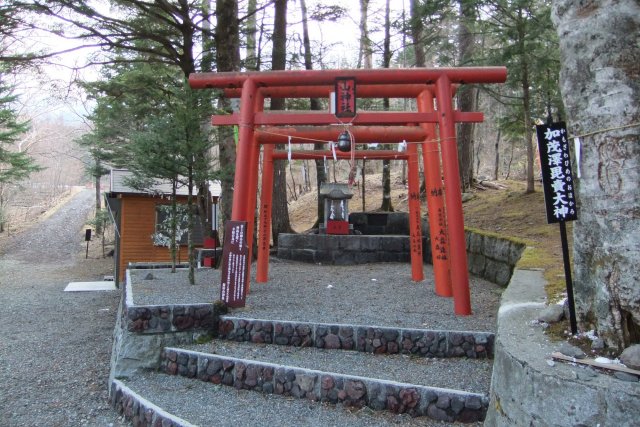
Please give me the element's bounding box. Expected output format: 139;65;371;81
0;189;127;427
0;188;499;427
131;259;502;332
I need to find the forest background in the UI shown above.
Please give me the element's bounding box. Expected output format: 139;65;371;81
0;0;562;237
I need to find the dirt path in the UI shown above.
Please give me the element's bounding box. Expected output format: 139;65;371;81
0;189;127;426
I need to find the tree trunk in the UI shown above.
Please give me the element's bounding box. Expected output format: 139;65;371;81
215;0;240;228
245;0;258;71
552;0;640;351
457;0;477;191
379;0;394;212
410;0;426;68
300;0;326;228
493;127;501;180
516;7;535;193
358;0;372;69
187;165;195;284
170;180;178;272
270;0;293;246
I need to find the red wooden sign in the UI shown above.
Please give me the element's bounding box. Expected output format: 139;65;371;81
220;221;249;308
326;220;349;235
335;77;356;118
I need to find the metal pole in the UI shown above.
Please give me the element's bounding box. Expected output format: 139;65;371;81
559;221;578;334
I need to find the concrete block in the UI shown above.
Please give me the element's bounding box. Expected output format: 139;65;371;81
291;249;316;263
360;236;381;252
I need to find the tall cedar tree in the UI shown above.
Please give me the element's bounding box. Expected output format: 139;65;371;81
270;0;294;245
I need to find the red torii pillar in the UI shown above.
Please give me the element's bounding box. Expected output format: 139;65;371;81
435;75;471;314
418;90;453;298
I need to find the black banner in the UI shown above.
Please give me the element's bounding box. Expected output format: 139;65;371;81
536;122;578;224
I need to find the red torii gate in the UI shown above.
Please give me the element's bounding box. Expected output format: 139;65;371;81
189;67;507;315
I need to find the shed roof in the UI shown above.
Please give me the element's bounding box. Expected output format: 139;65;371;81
109;169;222;198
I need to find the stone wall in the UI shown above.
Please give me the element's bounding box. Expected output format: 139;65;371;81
349;212;428;235
109;270;221;384
278;233;413;265
162;347;489;424
465;229;526;287
218;316;494;359
278;217;525;287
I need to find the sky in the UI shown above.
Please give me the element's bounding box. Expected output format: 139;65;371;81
17;0;411;125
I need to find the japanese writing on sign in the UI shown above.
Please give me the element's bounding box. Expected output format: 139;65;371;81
220;221;248;308
335;77;356;118
536;122;578;224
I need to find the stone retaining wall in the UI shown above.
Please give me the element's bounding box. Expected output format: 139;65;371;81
278;226;525;287
278;234;413;265
465;229;525;287
110;379;195;427
218;316;494;359
162;347;488;424
109;270;221;383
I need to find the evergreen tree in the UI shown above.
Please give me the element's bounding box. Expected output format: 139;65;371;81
0;80;41;232
480;0;562;191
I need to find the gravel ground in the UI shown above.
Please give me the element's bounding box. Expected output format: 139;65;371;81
131;259;502;332
124;372;483;427
0;188;498;427
0;189;127;427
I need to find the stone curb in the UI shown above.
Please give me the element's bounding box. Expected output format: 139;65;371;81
218;316;494;359
485;269;640;426
162;347;489;424
110;379;197;427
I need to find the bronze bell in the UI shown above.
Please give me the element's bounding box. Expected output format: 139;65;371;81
337;130;351;152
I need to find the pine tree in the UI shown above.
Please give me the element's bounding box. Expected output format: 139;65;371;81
0;81;42;232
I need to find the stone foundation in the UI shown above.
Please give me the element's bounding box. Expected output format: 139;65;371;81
278;226;525;287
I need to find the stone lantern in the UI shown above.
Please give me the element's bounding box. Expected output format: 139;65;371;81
319;183;353;235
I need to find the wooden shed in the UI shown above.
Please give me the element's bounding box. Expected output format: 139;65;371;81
106;169;222;286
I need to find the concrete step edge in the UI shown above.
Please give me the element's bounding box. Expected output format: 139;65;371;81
110;378;197;427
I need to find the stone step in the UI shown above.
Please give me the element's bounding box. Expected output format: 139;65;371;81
159;346;490;424
114;372;481;427
187;340;492;394
218;315;495;359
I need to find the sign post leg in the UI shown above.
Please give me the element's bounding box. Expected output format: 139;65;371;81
560;221;578;334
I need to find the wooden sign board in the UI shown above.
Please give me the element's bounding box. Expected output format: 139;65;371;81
220;221;249;308
536;122;578;224
335;77;356;118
